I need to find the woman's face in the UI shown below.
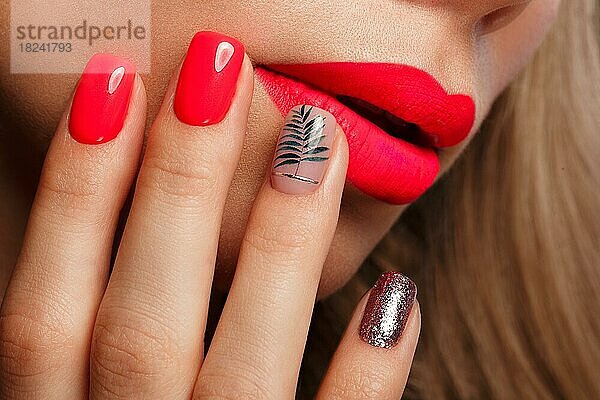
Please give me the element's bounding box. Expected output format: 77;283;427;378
0;0;559;297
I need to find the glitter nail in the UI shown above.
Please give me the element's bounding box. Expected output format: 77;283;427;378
359;271;417;349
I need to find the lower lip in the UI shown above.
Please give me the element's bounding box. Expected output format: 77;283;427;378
256;66;439;205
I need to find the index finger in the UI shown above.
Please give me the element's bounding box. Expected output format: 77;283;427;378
0;54;146;398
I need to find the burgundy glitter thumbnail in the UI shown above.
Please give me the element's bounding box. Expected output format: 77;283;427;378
359;271;417;348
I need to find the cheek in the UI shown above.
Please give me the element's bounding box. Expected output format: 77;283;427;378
443;0;561;171
477;0;561;99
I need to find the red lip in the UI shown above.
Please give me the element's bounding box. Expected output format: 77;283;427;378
256;62;476;205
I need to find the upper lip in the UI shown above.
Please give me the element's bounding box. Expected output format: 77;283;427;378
264;62;476;148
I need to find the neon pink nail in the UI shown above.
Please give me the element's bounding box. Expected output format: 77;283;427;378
174;31;244;126
69;54;135;144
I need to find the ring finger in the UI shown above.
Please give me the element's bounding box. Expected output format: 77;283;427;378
194;104;349;399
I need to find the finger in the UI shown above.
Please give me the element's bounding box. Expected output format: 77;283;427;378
0;54;146;399
194;105;348;399
89;31;253;399
316;272;420;400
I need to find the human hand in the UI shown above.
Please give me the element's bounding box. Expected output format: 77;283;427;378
0;31;419;399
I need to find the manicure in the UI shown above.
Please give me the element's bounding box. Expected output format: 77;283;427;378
270;105;335;195
359;271;417;349
174;31;245;126
69;53;135;144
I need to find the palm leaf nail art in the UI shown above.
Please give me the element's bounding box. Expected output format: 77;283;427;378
273;105;330;184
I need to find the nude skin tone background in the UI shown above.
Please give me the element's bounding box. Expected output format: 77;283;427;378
0;0;559;298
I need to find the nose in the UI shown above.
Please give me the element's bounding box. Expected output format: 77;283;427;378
412;0;524;18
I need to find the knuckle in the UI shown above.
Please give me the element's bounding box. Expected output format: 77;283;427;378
36;166;105;220
139;150;220;203
90;308;182;391
326;362;390;399
38;172;99;201
194;370;273;400
243;212;315;261
0;309;73;381
194;333;277;400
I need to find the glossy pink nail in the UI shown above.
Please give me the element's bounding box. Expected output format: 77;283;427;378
69;53;135;144
174;31;245;126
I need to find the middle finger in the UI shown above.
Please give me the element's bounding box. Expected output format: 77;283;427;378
89;31;253;399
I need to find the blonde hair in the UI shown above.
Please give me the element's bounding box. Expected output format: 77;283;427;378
302;0;600;398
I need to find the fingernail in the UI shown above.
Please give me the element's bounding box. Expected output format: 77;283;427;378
69;53;135;144
359;271;417;349
270;105;335;195
174;31;245;126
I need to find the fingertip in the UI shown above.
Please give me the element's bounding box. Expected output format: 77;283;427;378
414;299;422;325
333;123;350;173
318;122;349;200
227;51;255;121
172;31;249;127
406;299;422;346
68;54;139;145
125;73;148;133
240;52;256;92
133;73;147;105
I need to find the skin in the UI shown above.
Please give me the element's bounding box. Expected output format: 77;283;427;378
0;1;560;398
0;0;560;299
0;0;559;297
0;46;422;398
